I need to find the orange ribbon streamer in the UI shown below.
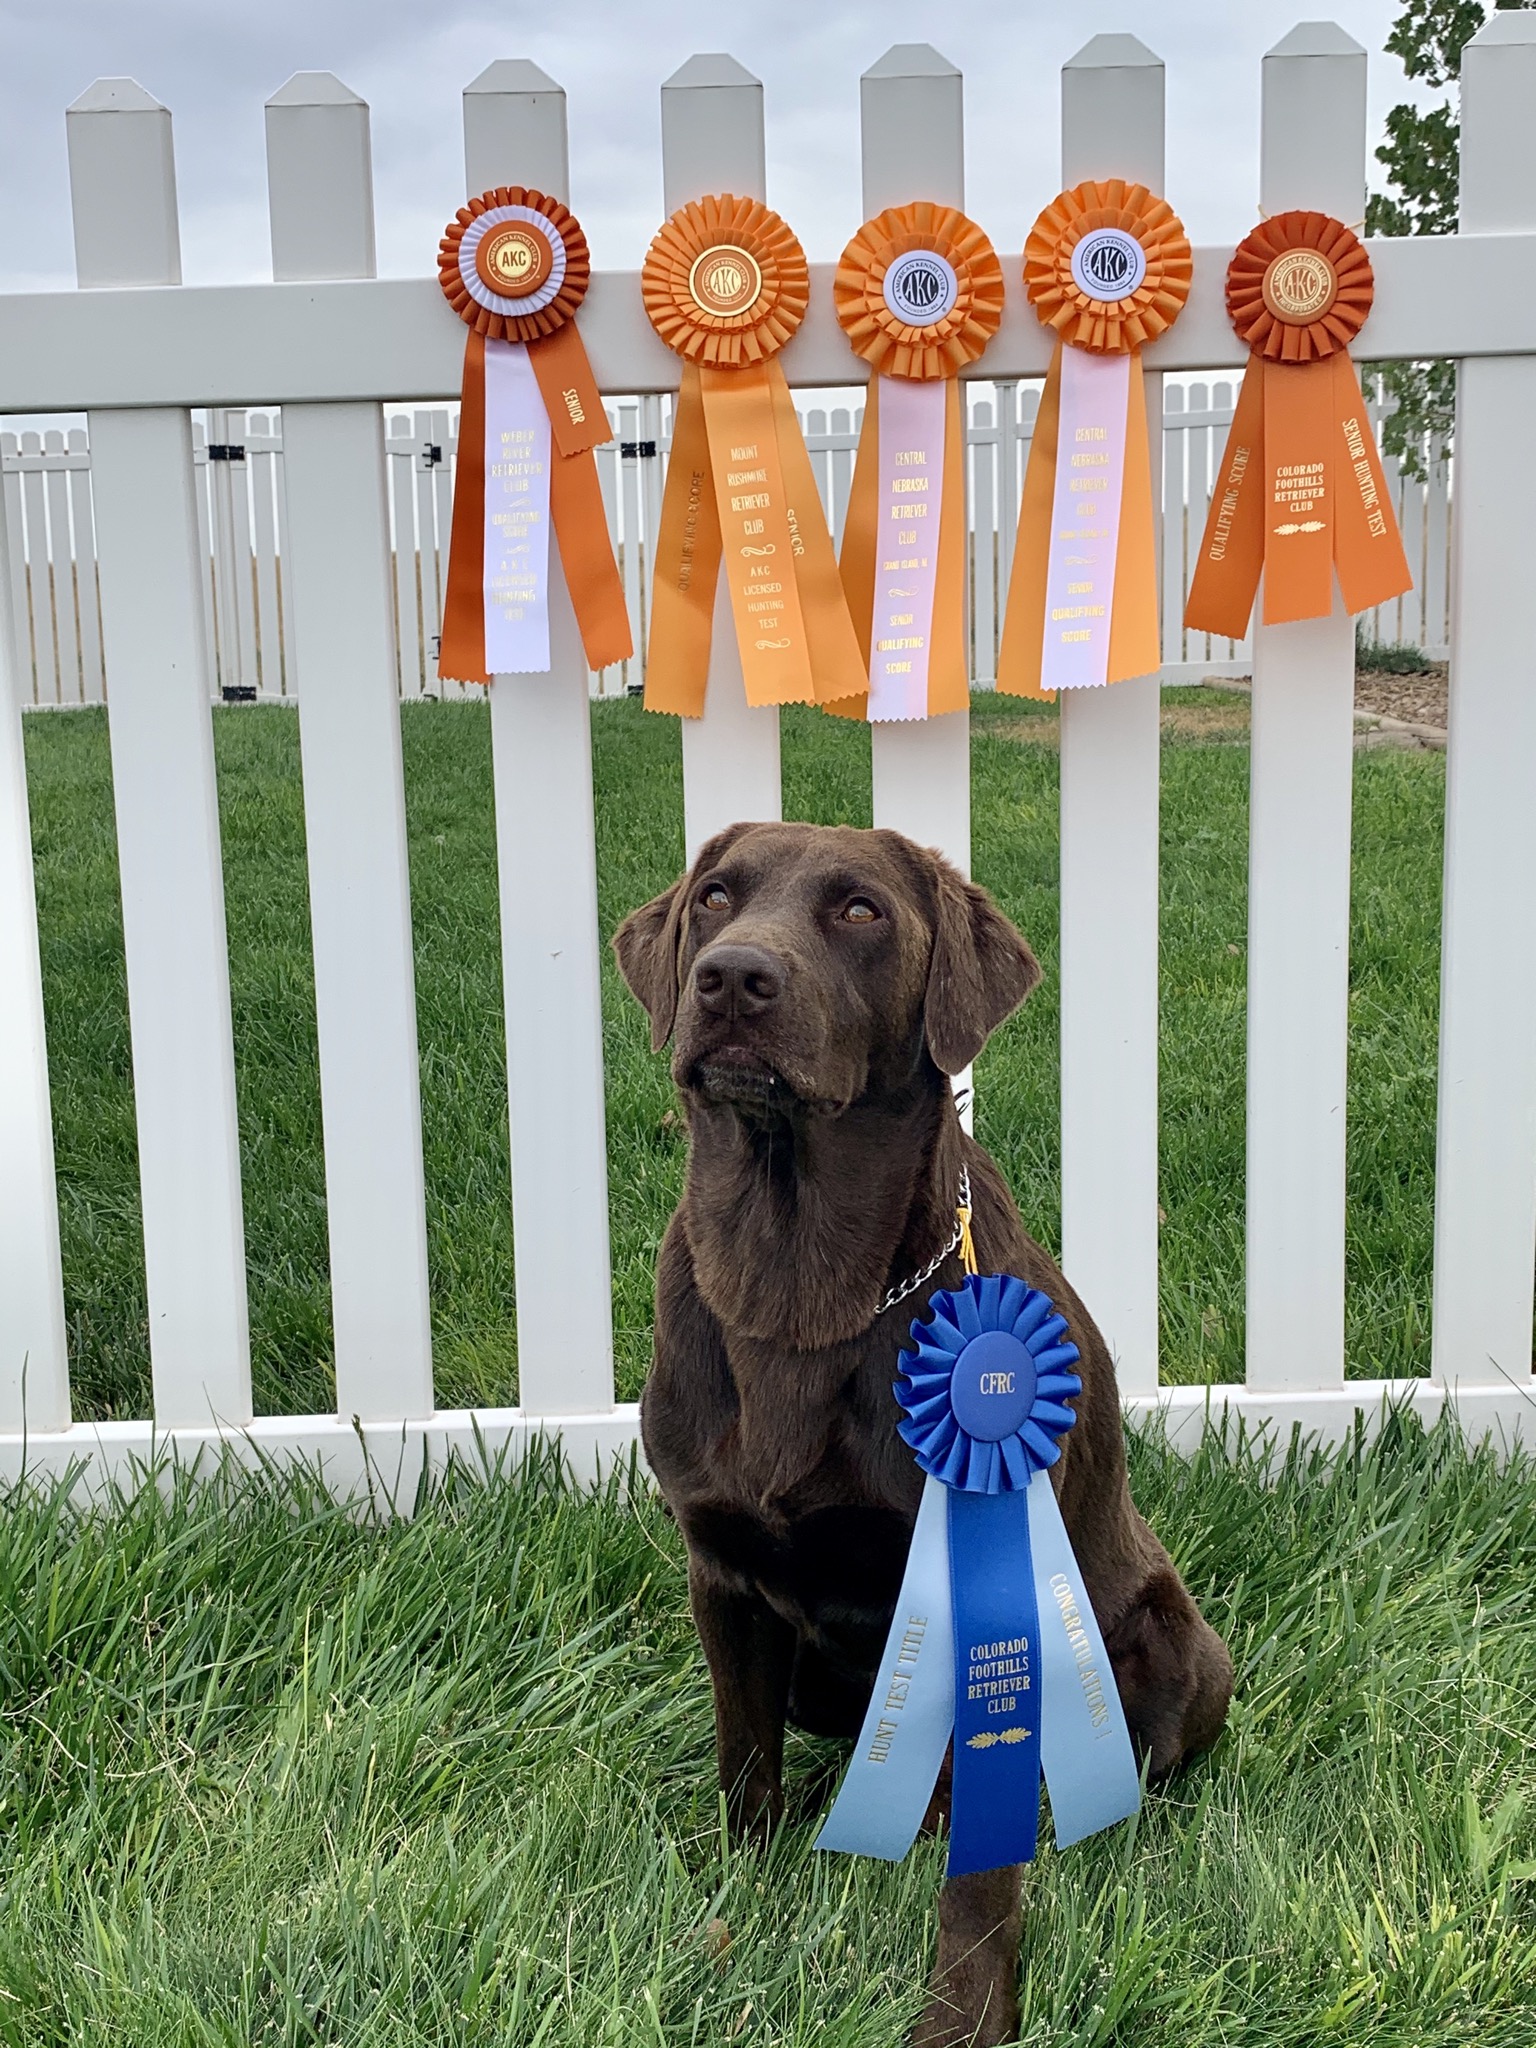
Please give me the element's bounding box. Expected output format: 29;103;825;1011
437;187;631;683
641;195;865;716
829;203;1002;720
1185;212;1412;636
997;180;1190;700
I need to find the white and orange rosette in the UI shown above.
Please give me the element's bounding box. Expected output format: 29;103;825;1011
1185;212;1411;635
998;180;1190;699
437;187;630;684
831;203;1003;722
641;195;865;716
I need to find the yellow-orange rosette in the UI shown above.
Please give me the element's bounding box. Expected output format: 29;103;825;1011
641;196;865;716
1185;212;1411;634
1023;180;1191;355
998;181;1191;699
834;202;1003;380
830;203;1003;722
436;186;630;683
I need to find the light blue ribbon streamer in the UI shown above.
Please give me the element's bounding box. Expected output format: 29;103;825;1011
816;1468;1141;1863
815;1475;954;1860
1026;1467;1142;1847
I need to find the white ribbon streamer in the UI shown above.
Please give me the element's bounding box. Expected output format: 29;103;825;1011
482;339;552;674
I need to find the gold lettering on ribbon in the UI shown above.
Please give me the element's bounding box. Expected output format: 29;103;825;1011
865;1614;930;1763
1048;1572;1111;1731
964;1635;1033;1718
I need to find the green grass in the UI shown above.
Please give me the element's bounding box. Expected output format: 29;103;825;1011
23;690;1443;1416
0;1418;1534;2044
14;700;1536;2041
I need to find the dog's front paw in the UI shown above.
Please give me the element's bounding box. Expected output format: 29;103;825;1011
916;1864;1022;2046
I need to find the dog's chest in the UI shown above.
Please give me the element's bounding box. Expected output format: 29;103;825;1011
688;1495;915;1646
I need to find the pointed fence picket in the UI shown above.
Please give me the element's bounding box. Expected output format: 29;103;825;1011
0;22;1528;1499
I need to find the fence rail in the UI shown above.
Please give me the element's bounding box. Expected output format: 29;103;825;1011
0;26;1531;1502
5;384;1448;711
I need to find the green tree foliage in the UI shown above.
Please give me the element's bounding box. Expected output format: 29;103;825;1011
1367;1;1533;475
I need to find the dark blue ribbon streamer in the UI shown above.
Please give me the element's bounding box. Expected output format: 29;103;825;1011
948;1487;1042;1876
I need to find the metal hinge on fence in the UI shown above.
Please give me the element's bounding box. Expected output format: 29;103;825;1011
206;443;245;462
621;440;657;459
421;443;443;469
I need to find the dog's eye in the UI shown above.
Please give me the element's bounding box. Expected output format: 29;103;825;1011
701;884;731;910
842;899;880;924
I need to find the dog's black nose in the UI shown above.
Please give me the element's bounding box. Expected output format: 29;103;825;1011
693;943;785;1019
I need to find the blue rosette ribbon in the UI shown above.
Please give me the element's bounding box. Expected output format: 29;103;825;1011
816;1273;1142;1877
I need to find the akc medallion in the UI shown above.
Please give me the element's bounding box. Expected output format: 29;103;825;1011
1069;226;1147;302
473;218;556;300
688;244;763;316
1262;245;1336;323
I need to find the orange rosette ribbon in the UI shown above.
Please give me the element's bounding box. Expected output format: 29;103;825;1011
998;181;1191;699
1185;212;1411;635
831;203;1003;722
641;195;865;716
437;187;631;685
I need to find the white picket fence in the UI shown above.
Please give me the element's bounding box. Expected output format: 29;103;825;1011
4;383;1449;710
1;25;1534;1501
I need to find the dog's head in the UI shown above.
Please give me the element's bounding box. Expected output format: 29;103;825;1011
614;821;1039;1116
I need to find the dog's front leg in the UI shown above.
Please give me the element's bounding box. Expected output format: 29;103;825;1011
688;1558;795;1844
915;1866;1022;2048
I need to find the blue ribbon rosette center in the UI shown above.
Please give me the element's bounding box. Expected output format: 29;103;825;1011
947;1329;1035;1441
899;1274;1083;1486
816;1271;1143;1878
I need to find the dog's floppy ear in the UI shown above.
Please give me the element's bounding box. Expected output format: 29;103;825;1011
613;823;755;1051
613;879;687;1051
923;856;1041;1074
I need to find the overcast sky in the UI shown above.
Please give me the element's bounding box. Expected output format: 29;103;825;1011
0;1;1442;299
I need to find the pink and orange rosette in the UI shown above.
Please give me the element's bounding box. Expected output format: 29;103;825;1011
437;187;630;682
641;195;864;715
831;203;1003;721
1185;212;1411;635
998;180;1190;698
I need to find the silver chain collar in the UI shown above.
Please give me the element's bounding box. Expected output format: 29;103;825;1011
875;1166;972;1317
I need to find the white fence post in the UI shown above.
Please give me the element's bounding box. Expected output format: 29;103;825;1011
859;45;971;873
1431;12;1536;1392
1056;35;1165;1397
68;79;252;1429
1243;25;1365;1397
461;59;617;1419
0;451;70;1430
660;54;782;861
265;73;434;1424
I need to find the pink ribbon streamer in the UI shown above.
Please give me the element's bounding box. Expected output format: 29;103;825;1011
867;374;947;721
482;338;553;674
1040;347;1130;691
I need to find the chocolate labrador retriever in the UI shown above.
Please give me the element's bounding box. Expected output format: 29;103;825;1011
616;820;1232;2046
